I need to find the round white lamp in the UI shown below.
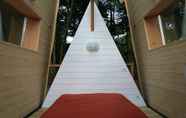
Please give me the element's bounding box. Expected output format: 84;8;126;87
86;41;100;53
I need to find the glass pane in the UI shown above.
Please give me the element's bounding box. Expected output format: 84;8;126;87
0;1;25;45
160;0;186;44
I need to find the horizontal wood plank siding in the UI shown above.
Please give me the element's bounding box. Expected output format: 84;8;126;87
125;0;186;117
0;0;58;117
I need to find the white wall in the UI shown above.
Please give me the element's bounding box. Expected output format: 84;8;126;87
43;2;145;108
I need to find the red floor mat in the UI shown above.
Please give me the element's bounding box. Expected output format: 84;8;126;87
41;93;147;118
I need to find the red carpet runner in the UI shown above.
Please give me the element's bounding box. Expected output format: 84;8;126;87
41;94;147;118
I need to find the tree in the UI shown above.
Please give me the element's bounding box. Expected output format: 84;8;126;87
98;0;134;63
49;0;136;81
52;0;89;65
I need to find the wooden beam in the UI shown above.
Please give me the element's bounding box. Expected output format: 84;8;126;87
21;18;41;51
123;0;146;98
44;0;60;99
5;0;40;19
144;16;163;49
90;0;94;32
146;0;174;17
49;64;61;68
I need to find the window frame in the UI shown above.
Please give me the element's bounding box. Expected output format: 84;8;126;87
0;0;41;51
144;16;164;50
144;0;186;50
157;15;166;46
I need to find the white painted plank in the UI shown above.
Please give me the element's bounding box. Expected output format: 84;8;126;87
42;2;146;108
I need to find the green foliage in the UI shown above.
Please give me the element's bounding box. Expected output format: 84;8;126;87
52;0;89;64
48;0;138;84
52;0;135;64
98;0;134;63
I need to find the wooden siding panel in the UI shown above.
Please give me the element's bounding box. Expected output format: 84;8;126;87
126;0;186;116
0;44;45;117
0;0;58;117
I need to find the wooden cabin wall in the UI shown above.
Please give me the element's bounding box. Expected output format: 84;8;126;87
125;0;186;117
0;0;58;117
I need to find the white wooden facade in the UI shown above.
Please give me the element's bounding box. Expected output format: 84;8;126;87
43;2;146;108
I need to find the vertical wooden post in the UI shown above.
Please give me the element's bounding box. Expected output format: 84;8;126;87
44;0;60;99
123;0;145;98
90;0;94;32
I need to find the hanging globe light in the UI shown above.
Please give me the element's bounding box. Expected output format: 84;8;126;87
86;41;100;52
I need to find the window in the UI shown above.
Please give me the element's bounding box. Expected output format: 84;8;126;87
0;1;26;45
145;0;186;50
159;0;186;44
0;0;41;51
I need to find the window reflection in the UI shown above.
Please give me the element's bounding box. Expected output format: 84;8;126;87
159;0;186;44
0;1;26;45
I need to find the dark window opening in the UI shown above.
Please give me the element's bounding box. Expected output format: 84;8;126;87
0;1;26;45
145;0;186;50
159;0;186;44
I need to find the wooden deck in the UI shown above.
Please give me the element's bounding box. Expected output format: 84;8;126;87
28;107;163;118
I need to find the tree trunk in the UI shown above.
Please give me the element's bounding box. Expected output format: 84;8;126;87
61;0;75;61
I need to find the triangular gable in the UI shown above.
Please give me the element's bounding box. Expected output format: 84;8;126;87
42;2;146;108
